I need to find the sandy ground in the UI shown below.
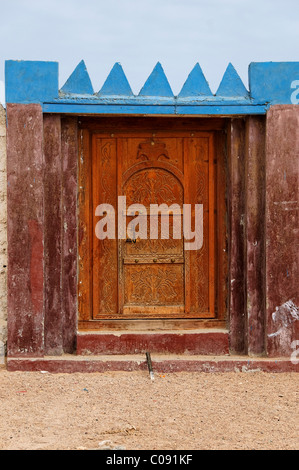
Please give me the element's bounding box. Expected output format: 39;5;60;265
0;369;298;450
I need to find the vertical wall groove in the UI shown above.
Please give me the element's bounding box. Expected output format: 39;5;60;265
43;115;63;355
245;116;266;356
228;118;247;354
61;117;78;354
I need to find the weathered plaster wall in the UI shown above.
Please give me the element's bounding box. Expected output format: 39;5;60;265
266;105;299;357
0;105;7;364
6;104;44;357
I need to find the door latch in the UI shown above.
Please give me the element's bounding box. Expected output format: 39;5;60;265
126;238;136;244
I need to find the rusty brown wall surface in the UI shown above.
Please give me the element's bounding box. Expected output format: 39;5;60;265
43;115;63;355
245;116;266;356
0;105;7;364
266;105;299;357
228;116;267;357
228;118;247;354
60;118;78;353
6;104;44;357
43;116;78;355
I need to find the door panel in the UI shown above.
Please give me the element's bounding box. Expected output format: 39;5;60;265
91;131;216;320
184;137;215;317
121;165;185;317
124;264;185;306
92;138;118;317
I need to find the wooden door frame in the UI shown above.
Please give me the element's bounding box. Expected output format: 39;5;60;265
78;116;228;331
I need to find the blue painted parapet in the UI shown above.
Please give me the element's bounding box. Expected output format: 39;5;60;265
5;60;299;115
5;60;59;105
249;62;299;105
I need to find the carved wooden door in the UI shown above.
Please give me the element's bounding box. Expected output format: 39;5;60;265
90;131;216;320
122;164;185;317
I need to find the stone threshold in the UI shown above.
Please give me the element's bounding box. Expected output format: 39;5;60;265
6;354;298;373
76;329;230;356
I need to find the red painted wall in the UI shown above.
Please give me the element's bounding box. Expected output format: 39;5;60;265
266;106;299;357
6;104;44;356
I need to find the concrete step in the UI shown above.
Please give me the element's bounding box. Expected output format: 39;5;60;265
6;354;298;373
77;329;229;356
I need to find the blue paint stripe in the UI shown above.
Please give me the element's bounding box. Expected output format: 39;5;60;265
53;96;257;105
42;103;176;114
176;105;268;115
42;103;268;115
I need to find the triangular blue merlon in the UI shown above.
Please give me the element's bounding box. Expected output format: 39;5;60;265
139;62;173;97
179;63;213;97
216;63;249;98
61;60;94;95
98;63;133;96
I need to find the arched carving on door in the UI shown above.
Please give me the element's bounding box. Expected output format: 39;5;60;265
124;167;183;207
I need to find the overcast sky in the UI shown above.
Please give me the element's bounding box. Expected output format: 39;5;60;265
0;0;299;104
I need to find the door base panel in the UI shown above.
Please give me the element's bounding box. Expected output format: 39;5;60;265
78;319;227;331
76;329;229;356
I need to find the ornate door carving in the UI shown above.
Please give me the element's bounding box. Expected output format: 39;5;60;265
121;167;185;317
89;131;217;320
